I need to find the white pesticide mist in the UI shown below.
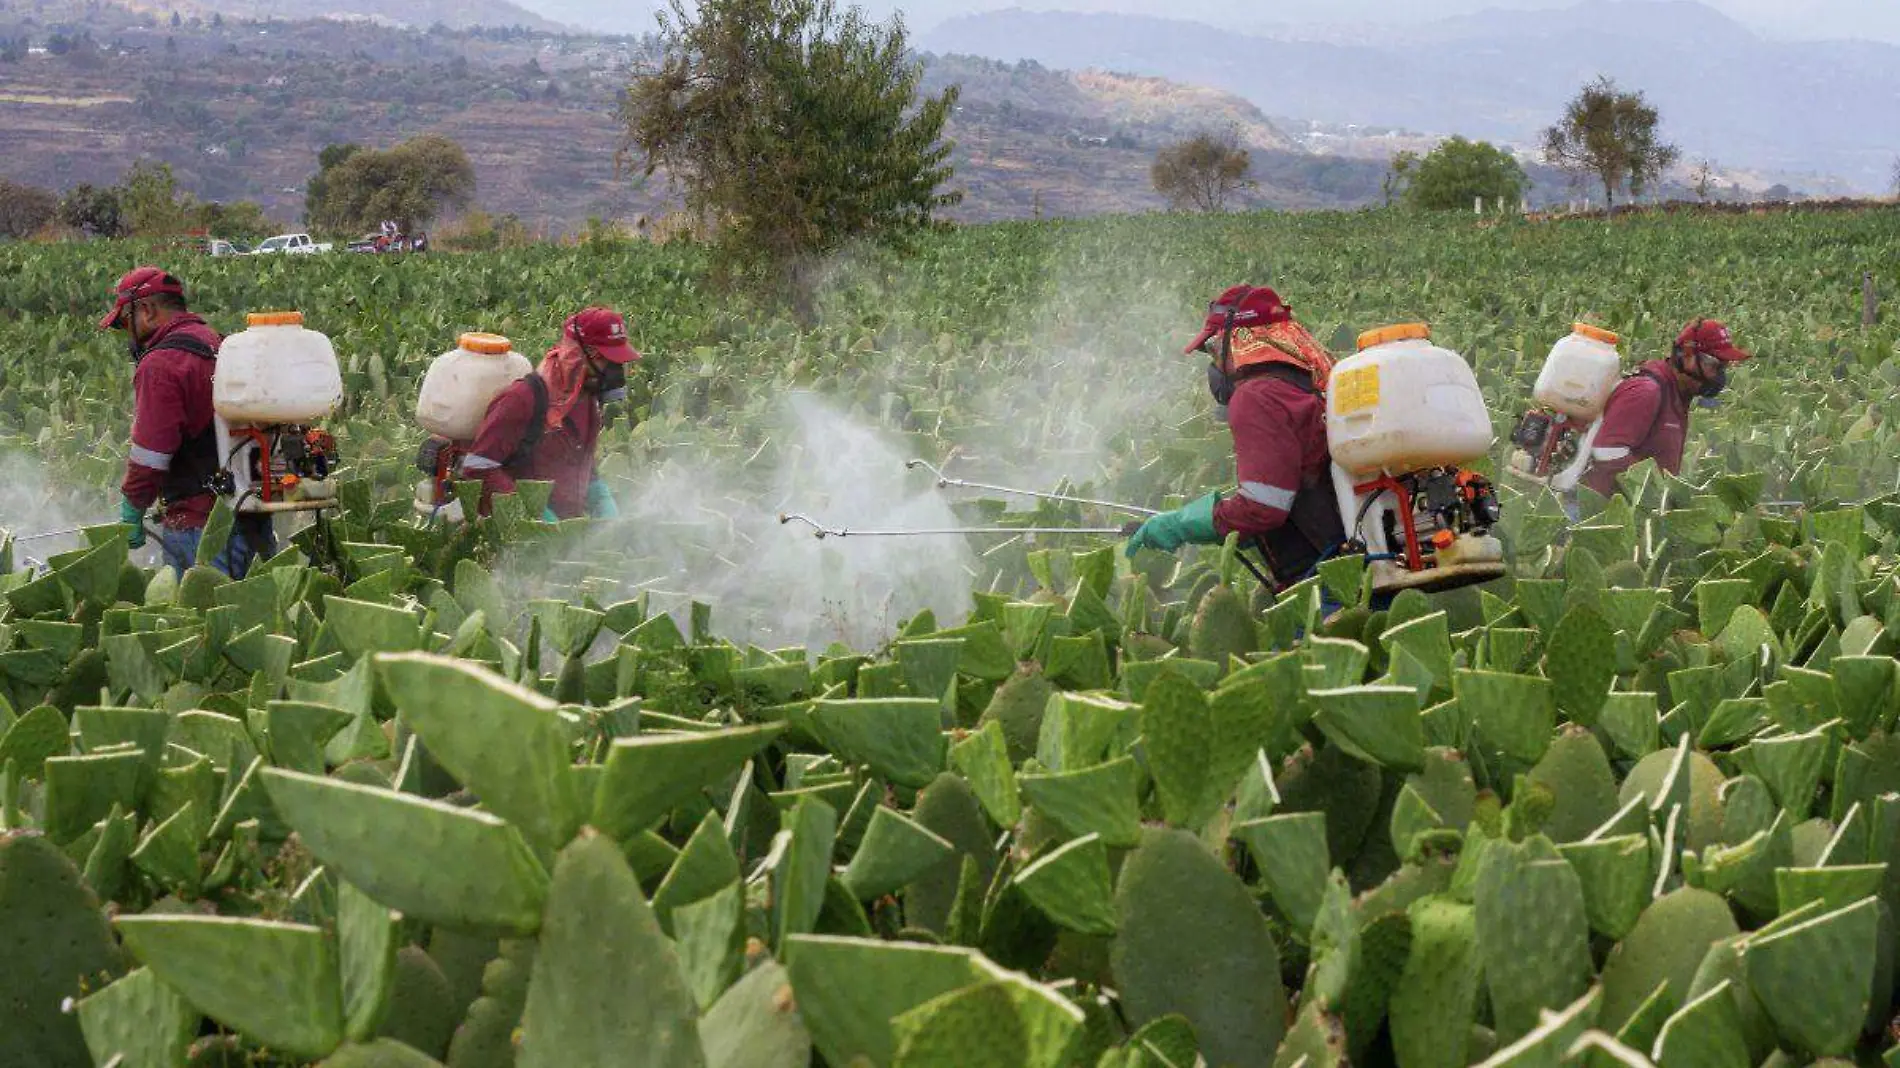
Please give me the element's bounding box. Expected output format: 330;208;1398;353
943;231;1215;503
0;450;101;569
500;392;979;653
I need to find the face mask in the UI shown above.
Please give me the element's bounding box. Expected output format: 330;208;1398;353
591;361;628;403
1695;359;1727;399
1206;361;1236;409
123;303;144;364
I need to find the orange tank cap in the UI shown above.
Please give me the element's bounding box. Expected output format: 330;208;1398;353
459;332;514;355
1356;322;1431;351
247;311;304;327
1572;322;1620;346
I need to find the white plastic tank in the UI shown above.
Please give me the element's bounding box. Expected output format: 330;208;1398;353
1328;323;1494;476
416;332;534;441
1533;323;1622;420
213;311;345;425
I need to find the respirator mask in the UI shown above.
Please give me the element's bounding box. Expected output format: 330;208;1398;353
122;303;145;365
592;361;628;404
1207;360;1235;423
1681;349;1727;400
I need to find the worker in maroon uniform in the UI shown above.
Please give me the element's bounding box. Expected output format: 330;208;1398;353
1125;285;1346;589
1580;318;1752;500
102;267;273;577
463;307;639;519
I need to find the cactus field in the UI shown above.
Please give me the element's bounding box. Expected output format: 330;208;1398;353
4;206;1900;1066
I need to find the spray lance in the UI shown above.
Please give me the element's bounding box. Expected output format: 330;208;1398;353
775;458;1151;538
781;458;1281;590
903;457;1283;591
777;513;1125;539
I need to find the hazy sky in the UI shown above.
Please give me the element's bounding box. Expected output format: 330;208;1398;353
521;0;1900;43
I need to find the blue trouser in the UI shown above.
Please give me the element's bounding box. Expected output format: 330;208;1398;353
158;519;275;580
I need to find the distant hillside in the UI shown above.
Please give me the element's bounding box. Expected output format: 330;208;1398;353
922;0;1891;193
0;1;1391;229
116;0;569;32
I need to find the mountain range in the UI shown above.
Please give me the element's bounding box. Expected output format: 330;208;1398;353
921;0;1896;192
0;0;1403;229
103;0;1900;192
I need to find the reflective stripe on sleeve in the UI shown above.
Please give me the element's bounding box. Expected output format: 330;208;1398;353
129;444;173;470
460;454;503;472
1238;481;1298;510
1590;446;1632;463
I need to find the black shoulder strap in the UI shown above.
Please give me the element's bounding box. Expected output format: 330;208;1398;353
1242;362;1324;396
508;373;549;468
146;335;217;361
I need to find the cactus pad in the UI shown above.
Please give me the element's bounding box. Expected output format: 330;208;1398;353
697;960;810;1068
1387;897;1479;1068
1526;727;1621;844
1597;888;1741;1034
1473;838;1593;1042
262;769;551;937
115;915;343;1058
1743;896;1878;1057
1111;827;1286;1066
517;830;704;1068
1013;833;1116;936
0;832;126;1068
76;967;199;1068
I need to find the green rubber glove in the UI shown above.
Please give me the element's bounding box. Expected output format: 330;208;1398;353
1124;492;1220;558
120;497;147;549
541;506;560;523
585;479;620;519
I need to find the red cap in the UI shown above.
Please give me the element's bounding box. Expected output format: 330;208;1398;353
1677;318;1751;363
1184;285;1294;354
100;266;185;329
565;306;640;364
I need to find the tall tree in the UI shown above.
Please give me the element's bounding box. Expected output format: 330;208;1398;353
57;184;124;238
1402;137;1526;212
620;0;960;320
1383;150;1418;207
305;136;474;234
1542;76;1678;209
0;179;57;239
1151;129;1255;213
119;160;195;236
305;143;362;226
1690;159;1716;202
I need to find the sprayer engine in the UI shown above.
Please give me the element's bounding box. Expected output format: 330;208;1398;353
209;421;341;512
1509;409;1585;476
1338;464;1507;596
1504;407;1602;492
412;435;469;523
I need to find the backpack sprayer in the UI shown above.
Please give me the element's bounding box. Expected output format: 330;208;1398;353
1327;324;1505;596
209;312;343;514
412;333;534;524
1505;324;1624;493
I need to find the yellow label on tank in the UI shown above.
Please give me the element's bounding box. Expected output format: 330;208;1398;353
1333;366;1380;414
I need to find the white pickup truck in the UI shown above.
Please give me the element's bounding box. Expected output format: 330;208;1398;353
251;233;332;255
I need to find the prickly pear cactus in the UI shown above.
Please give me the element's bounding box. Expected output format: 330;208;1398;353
1111;827;1286;1066
0;832;125;1068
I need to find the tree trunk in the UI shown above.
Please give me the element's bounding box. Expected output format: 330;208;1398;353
787;256;819;329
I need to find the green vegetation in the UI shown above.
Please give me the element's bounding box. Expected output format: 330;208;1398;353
620;0;960;315
1393;136;1527;212
1151;129;1256;213
1;205;1900;1064
304;138;477;237
1544;76;1681;210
